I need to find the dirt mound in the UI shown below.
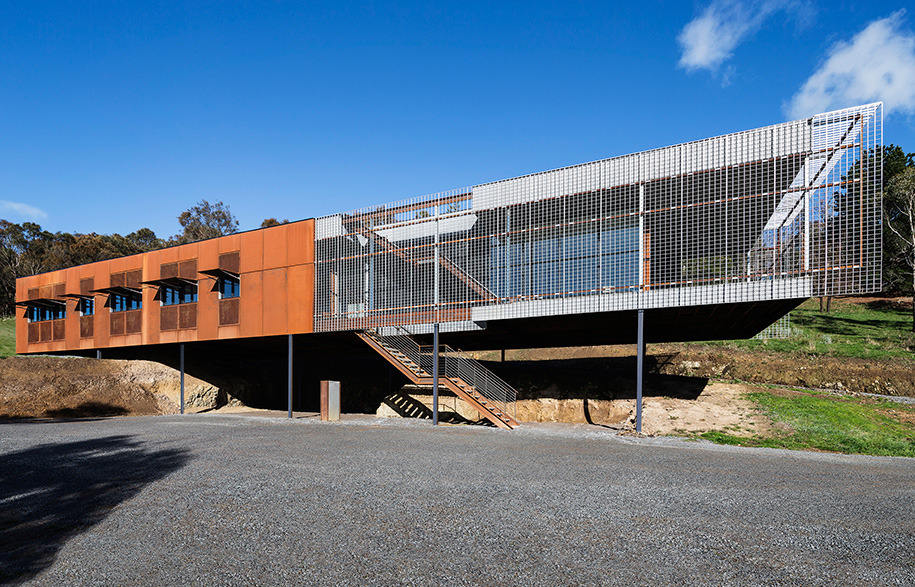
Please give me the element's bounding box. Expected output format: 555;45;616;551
0;356;224;419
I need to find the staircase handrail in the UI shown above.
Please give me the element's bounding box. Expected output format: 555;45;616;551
419;344;517;419
366;326;424;376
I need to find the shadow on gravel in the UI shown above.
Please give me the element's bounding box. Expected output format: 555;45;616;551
0;435;190;585
43;401;130;419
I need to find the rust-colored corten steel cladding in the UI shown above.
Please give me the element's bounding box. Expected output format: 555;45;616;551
15;220;315;355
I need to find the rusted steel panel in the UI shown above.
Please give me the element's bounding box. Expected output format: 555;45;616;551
219;251;240;274
80;315;94;338
54;283;65;298
320;380;329;421
52;319;65;341
197;280;218;341
160;262;178;279
108;256;127;275
28;322;40;343
158;330;178;344
156;244;179;266
126;309;142;334
110;272;126;288
65;301;79;349
286;263;313;334
28;287;38;300
126;270;142;289
39;285;53;298
262;268;287;335
287;220;314;266
110;312;125;336
39;321;52;342
178;259;197;280
80;277;94;296
239;230;264;274
263;225;287;270
239;270;263;337
219;297;239;326
218;233;241;254
161;305;178;330
198;239;218;276
216;324;239;339
178;303;197;330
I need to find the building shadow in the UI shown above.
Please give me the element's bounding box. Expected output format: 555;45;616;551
0;435;190;585
479;355;710;401
381;392;481;425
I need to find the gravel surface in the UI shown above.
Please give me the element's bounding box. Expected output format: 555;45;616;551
1;414;914;586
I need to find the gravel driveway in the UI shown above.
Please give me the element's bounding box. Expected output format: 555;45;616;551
1;414;913;586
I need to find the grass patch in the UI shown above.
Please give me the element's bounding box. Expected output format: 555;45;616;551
696;390;915;457
0;316;15;357
706;297;915;361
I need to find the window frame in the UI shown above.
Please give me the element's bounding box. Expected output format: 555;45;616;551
160;281;199;306
110;291;142;312
217;274;240;299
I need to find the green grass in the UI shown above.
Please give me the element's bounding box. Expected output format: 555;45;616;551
706;297;915;361
696;390;915;457
0;316;15;357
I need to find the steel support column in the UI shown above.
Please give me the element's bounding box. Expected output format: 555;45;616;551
636;310;644;434
432;323;439;426
432;203;440;427
96;349;102;360
179;343;185;415
288;334;293;419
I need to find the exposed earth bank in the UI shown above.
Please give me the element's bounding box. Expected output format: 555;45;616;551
0;356;231;419
4;351;909;437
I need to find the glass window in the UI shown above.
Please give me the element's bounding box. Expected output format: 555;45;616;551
111;292;142;312
161;282;198;306
218;275;240;299
27;304;66;322
79;297;95;316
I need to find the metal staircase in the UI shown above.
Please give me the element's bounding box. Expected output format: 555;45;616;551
356;328;519;429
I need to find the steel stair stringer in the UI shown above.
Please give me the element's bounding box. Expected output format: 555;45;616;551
355;330;518;429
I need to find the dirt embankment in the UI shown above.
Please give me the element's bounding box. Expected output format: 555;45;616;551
475;344;915;398
0;356;228;419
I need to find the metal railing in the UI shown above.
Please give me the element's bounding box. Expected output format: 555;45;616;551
419;343;517;420
369;326;517;420
365;326;424;376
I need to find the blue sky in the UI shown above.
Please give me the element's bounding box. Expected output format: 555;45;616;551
2;1;915;238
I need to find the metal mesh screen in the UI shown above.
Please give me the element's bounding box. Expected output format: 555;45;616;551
315;103;882;334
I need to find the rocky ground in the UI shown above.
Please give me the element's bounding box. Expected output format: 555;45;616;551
377;380;769;436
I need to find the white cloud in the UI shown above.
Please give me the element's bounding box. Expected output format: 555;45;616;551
0;200;49;221
678;1;811;72
786;11;915;119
